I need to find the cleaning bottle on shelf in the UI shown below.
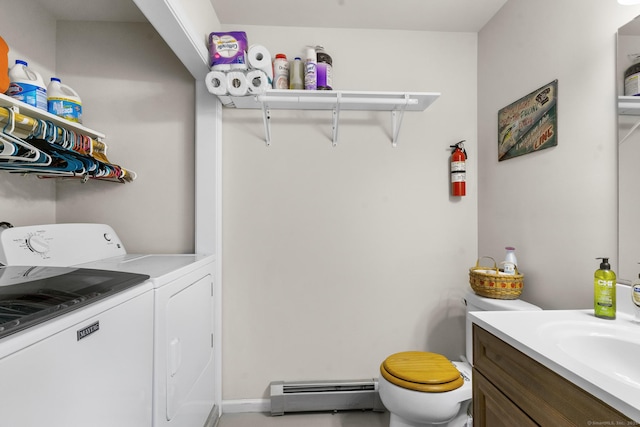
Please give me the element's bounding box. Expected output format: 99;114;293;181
6;59;47;110
594;257;616;320
0;37;9;94
289;57;304;90
272;53;289;89
315;46;333;90
304;46;317;90
502;246;517;275
47;77;82;123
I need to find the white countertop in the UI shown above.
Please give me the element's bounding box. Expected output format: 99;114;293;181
470;308;640;422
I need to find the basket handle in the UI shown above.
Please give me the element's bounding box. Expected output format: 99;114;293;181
474;256;499;273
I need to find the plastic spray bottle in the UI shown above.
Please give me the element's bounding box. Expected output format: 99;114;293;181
594;257;616;319
304;46;317;90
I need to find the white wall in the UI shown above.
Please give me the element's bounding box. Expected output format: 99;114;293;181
53;21;196;253
478;0;640;308
0;0;57;225
0;1;197;254
221;25;478;400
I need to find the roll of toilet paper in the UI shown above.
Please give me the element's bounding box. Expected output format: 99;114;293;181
246;69;269;95
226;71;249;96
248;44;273;85
205;70;228;96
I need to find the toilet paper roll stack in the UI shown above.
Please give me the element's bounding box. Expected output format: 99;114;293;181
205;69;270;96
204;44;273;97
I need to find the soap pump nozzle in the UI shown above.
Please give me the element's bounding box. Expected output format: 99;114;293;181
596;257;610;270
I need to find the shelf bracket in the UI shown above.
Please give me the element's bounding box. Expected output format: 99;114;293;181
391;94;410;147
261;102;271;146
619;116;640;145
332;93;341;146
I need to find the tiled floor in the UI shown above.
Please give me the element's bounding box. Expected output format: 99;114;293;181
218;411;390;427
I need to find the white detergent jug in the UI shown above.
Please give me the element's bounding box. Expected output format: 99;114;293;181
47;77;82;123
6;59;47;110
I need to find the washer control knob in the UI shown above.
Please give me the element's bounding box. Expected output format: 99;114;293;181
104;233;113;242
27;235;50;254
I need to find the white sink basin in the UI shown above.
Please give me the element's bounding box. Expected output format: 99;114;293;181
540;319;640;388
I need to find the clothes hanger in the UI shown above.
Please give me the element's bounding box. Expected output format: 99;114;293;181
0;108;50;165
0;134;17;157
1;107;132;182
0;112;88;177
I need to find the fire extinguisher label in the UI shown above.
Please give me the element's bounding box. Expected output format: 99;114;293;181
452;172;466;183
451;161;465;172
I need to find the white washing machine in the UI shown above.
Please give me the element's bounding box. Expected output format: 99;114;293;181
0;262;154;426
0;223;220;427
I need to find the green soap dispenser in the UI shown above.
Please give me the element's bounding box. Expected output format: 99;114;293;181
594;257;616;319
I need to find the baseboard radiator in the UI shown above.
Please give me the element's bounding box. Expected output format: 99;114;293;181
269;379;385;416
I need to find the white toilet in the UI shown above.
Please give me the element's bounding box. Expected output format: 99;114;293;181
378;292;541;427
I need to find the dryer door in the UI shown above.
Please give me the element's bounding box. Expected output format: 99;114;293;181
165;273;215;421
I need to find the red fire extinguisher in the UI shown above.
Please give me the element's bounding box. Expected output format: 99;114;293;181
450;141;467;197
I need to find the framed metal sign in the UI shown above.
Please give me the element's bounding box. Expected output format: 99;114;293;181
498;80;558;161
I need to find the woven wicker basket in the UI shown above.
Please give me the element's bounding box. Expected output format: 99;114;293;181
469;256;523;300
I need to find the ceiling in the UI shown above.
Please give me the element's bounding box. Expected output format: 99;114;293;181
210;0;508;32
33;0;508;32
34;0;147;22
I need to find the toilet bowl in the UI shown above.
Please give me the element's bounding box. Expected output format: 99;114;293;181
378;292;541;427
379;353;472;427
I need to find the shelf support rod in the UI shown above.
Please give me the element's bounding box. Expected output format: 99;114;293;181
391;94;410;147
261;102;271;146
619;115;640;145
332;93;341;146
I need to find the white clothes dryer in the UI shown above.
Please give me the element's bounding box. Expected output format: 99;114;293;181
0;223;219;427
79;253;218;427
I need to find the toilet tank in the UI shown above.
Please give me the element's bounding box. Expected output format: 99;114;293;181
464;292;541;364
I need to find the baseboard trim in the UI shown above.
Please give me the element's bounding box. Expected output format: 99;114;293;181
222;399;270;414
205;404;221;427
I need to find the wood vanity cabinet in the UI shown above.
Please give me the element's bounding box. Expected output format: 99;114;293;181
472;325;634;426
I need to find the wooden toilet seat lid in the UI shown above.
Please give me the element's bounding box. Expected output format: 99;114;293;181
380;351;464;393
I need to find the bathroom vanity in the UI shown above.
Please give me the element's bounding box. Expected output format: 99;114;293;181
472;325;632;426
470;294;640;425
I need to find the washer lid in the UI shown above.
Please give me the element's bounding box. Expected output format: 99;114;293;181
381;351;464;392
0;266;150;339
